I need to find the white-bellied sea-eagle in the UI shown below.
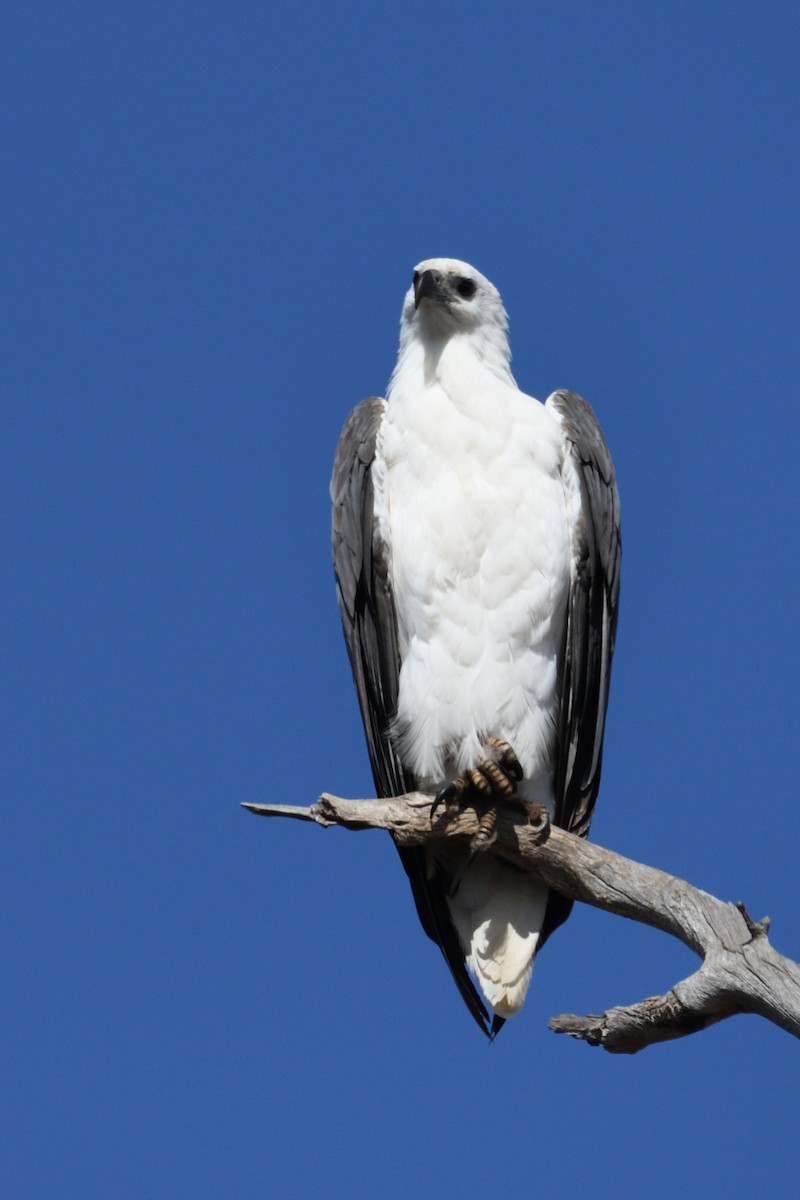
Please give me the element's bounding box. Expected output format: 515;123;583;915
331;259;620;1037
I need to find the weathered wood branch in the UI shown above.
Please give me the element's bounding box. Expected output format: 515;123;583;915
243;790;800;1053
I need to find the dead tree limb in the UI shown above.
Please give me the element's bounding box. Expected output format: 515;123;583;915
243;790;800;1053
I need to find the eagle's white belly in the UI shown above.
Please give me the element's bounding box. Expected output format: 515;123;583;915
377;375;571;804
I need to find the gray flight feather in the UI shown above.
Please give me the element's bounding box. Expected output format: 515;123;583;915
541;389;621;943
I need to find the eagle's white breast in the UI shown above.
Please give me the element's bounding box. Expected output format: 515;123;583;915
376;333;572;807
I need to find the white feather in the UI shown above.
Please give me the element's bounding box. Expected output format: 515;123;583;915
375;258;573;1016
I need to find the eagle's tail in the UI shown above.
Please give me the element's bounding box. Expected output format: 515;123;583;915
447;857;549;1017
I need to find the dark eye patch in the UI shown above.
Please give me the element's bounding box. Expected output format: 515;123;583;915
455;277;477;299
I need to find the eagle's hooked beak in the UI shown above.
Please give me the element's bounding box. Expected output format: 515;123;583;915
414;269;449;310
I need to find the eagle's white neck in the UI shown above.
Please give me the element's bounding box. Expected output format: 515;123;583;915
387;316;516;405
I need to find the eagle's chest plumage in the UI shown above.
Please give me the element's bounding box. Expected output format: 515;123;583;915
375;368;572;799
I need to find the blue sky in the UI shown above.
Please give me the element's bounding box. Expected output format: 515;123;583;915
5;2;799;1196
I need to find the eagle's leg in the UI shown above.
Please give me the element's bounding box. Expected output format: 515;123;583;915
431;738;523;857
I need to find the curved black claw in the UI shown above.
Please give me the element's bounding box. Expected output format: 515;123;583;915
430;785;450;820
506;794;544;820
468;805;499;861
431;778;465;820
486;737;523;782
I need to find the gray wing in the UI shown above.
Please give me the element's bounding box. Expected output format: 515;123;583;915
542;389;621;942
331;398;495;1037
331;398;409;798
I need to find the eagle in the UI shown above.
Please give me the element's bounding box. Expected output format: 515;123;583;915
331;258;620;1038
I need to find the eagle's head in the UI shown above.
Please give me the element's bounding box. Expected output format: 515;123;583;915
392;258;513;387
402;258;508;341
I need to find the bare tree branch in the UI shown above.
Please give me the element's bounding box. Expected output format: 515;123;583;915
243;790;800;1053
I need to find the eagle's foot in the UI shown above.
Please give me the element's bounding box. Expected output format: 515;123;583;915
431;739;524;858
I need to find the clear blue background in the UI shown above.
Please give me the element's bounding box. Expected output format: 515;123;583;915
5;3;799;1197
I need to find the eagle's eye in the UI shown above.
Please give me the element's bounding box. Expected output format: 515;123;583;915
412;270;420;286
455;277;477;299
